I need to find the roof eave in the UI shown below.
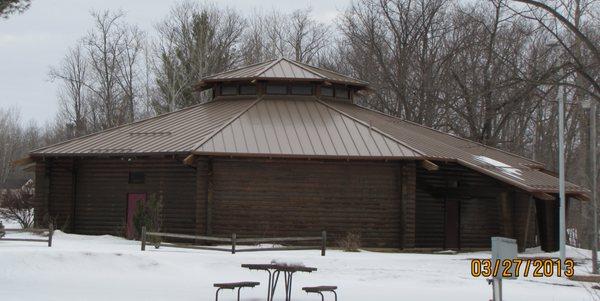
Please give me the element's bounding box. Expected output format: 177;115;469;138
189;151;422;161
197;77;369;87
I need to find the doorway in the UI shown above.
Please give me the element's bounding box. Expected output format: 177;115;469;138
126;193;146;239
444;199;460;250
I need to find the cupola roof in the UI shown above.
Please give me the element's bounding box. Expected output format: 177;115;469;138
197;58;369;89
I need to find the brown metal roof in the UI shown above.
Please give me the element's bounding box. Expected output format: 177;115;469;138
192;96;422;159
327;101;588;196
200;58;369;87
30;99;255;156
29;92;587;197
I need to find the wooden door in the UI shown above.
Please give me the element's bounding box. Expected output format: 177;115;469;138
444;199;460;250
126;193;146;238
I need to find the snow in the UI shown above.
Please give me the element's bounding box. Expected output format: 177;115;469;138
474;155;524;180
0;229;598;300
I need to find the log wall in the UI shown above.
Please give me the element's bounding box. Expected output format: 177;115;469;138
32;156;545;250
35;156;197;235
196;158;407;248
415;163;540;250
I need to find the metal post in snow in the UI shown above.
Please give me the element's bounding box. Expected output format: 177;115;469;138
141;226;146;251
48;222;53;247
591;102;598;274
321;231;327;256
232;233;236;254
559;88;566;268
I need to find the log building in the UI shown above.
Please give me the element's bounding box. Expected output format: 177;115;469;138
26;58;588;251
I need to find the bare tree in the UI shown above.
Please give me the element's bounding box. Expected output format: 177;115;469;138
241;8;331;64
0;108;22;185
151;2;245;113
0;0;30;19
337;0;454;126
50;10;146;132
0;185;35;229
84;10;146;129
49;45;89;137
509;0;600;103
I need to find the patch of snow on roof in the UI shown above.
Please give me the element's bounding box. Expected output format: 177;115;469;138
473;155;523;180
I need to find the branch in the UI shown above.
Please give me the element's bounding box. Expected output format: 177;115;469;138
512;0;600;66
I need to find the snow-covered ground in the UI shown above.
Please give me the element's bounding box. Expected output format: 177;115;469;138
1;226;599;300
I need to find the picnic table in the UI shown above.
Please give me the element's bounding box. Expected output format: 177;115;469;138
241;263;317;301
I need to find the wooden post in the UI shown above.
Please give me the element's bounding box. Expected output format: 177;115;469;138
206;159;214;236
141;226;146;251
231;233;236;254
522;196;534;251
499;192;514;238
321;231;327;256
48;222;53;247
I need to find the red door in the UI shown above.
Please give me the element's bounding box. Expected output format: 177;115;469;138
127;193;147;238
444;199;460;250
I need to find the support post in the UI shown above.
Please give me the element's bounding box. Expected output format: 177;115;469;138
559;88;566;267
321;231;327;256
492;278;502;301
591;102;598;274
141;226;146;251
48;222;53;247
206;159;214;236
231;233;236;254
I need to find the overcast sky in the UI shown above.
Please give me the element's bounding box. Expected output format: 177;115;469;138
0;0;350;124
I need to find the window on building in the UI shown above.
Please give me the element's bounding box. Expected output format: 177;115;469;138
291;84;313;95
240;84;257;95
321;86;334;97
266;84;287;95
221;85;238;95
335;86;349;99
128;172;145;184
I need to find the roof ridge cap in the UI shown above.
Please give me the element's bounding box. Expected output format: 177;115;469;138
30;101;212;155
202;60;275;80
190;96;264;152
350;103;545;167
283;58;327;79
255;58;285;78
313;98;426;157
300;62;369;85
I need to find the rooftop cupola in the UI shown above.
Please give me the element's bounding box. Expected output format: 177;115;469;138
196;58;370;101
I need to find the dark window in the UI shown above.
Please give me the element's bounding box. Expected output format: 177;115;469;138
321;86;334;97
240;84;257;95
291;84;313;95
335;86;349;99
129;172;145;184
266;84;287;95
221;85;238;95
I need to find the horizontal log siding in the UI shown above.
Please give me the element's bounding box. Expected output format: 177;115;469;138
514;192;538;249
33;159;74;228
195;159;209;236
415;187;444;248
73;157;196;236
460;197;501;248
416;163;528;249
33;161;50;226
49;158;76;231
208;158;403;248
400;162;417;248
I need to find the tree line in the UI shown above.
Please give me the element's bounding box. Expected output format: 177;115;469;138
1;0;599;246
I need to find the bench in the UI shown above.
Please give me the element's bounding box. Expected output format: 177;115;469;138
214;281;260;301
302;286;338;301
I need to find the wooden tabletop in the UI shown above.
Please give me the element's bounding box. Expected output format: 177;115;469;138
241;263;317;273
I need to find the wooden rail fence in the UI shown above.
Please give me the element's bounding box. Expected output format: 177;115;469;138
141;227;326;256
0;223;54;247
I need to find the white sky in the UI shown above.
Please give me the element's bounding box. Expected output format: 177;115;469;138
0;0;350;124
